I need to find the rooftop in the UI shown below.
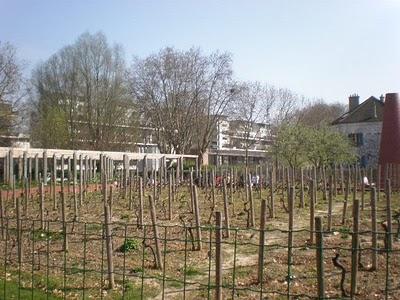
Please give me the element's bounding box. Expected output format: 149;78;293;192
332;96;384;125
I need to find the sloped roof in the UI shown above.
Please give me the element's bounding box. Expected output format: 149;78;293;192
332;96;384;125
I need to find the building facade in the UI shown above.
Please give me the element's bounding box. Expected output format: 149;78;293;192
332;94;384;167
206;116;272;165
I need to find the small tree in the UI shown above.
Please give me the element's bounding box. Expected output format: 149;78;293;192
31;106;69;149
272;125;309;169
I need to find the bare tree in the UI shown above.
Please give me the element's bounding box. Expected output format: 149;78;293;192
293;99;346;128
0;41;24;141
30;32;137;150
269;87;300;126
131;47;234;157
192;53;236;164
230;82;275;168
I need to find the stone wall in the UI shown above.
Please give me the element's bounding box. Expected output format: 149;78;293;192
332;121;382;167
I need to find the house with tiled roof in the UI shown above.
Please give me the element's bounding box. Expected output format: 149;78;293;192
332;94;384;167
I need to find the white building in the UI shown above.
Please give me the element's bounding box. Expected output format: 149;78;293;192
206;116;272;165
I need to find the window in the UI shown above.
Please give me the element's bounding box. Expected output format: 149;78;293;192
348;133;363;147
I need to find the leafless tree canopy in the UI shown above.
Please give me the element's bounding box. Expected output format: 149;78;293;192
0;31;342;156
229;82;273;155
130;47;235;156
268;87;301;126
228;82;304;165
0;41;24;139
30;32;136;150
293;100;346;128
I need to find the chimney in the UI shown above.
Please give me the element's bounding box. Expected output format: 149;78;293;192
379;92;400;167
380;94;385;102
349;94;360;111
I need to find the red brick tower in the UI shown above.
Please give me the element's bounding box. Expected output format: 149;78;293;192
379;93;400;166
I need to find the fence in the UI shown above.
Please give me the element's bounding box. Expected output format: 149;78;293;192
0;206;399;299
1;161;400;299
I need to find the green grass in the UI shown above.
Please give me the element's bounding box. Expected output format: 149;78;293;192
120;214;130;220
86;223;103;231
31;229;63;241
182;266;203;277
0;278;62;300
0;270;158;299
234;265;253;278
108;282;159;299
167;279;184;288
338;226;351;239
119;238;140;253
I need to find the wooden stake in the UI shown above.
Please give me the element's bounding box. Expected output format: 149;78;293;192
385;179;392;251
309;180;315;244
350;199;359;297
193;186;202;250
40;181;44;229
60;191;68;251
270;169;275;218
0;190;4;240
328;175;333;232
104;204;115;289
315;216;325;299
215;211;222;300
222;177;230;238
370;187;377;270
257;199;267;283
342;170;350;225
300;168;304;208
168;173;172;220
248;174;255;227
148;195;162;269
138;177;144;227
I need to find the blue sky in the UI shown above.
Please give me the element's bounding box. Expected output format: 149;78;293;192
1;0;399;103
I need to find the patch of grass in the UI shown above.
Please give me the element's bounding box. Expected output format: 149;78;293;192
234;265;253;278
338;226;351;239
86;223;102;231
0;278;62;300
181;266;203;277
167;279;184;288
266;224;275;230
29;272;63;292
108;282;159;299
119;238;140;253
67;263;83;275
131;267;143;274
120;214;130;220
31;229;63;241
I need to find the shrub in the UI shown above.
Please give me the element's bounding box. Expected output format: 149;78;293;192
120;238;140;252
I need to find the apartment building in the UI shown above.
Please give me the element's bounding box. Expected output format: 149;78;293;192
205;116;272;165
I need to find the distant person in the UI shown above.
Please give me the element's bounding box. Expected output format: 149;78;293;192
363;176;375;187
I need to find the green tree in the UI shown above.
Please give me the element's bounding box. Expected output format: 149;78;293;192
272;125;309;169
31;106;69;149
305;126;356;168
273;124;356;168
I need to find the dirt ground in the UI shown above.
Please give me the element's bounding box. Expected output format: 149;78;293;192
0;180;399;299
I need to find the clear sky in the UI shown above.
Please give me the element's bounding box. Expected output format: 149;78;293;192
1;0;399;104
